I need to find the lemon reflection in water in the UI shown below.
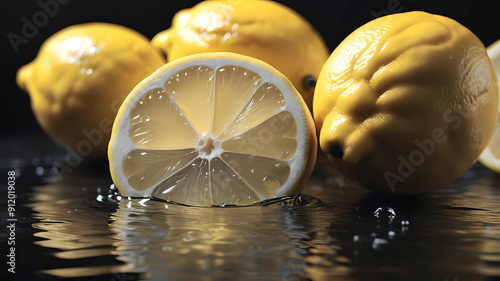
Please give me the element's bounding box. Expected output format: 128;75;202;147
28;159;500;280
29;174;351;280
111;198;304;280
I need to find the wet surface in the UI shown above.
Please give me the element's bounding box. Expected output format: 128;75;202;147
1;135;500;281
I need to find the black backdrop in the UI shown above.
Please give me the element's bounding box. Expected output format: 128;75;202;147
1;0;499;139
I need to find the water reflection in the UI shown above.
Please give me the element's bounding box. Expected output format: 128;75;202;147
111;198;307;280
26;158;500;280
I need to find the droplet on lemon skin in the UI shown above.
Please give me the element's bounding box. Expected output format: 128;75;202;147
16;23;166;158
313;11;498;194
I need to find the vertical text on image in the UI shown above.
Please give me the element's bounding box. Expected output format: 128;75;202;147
6;171;17;274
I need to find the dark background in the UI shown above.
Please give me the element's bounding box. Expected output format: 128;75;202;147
0;0;499;140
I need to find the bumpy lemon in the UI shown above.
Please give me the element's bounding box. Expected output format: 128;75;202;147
108;52;317;206
313;11;498;194
16;23;165;157
478;39;500;172
151;0;329;109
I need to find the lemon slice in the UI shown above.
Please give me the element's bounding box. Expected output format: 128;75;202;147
479;39;500;172
108;52;317;206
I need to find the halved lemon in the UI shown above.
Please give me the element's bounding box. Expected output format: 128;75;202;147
478;39;500;173
108;52;317;206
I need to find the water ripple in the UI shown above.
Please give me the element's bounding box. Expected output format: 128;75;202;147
22;162;500;280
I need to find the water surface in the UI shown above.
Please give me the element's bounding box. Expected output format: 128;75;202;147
3;149;500;281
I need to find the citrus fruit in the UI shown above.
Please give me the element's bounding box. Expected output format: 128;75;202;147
478;39;500;173
150;0;329;110
313;11;498;194
108;52;317;206
16;23;165;157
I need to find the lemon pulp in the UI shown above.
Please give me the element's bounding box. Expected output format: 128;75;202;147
478;39;500;173
109;53;316;206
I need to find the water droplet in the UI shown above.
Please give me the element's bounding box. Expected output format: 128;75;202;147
353;235;360;242
263;176;280;193
374;206;396;219
152;232;167;239
372;238;388;250
35;166;44;176
221;32;231;42
388;231;395;239
401;220;410;232
50;167;59;175
138;199;149;206
326;176;335;185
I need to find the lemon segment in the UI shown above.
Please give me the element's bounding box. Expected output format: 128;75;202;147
221;111;297;160
164;66;215;137
123;149;199;191
212;66;262;136
478;39;500;173
109;52;316;206
129;88;199;149
216;82;285;141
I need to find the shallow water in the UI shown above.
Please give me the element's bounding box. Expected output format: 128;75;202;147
2;145;500;281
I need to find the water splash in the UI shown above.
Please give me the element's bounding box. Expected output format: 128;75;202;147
373;206;396;219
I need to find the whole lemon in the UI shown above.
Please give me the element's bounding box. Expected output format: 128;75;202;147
151;0;329;109
17;23;165;157
313;11;498;194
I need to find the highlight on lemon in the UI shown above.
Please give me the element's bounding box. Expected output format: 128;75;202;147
16;23;165;157
313;11;498;194
151;0;329;110
108;52;317;207
478;39;500;173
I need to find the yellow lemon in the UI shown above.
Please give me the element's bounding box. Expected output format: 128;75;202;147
16;23;165;157
108;52;317;206
313;11;498;194
151;0;329;109
478;39;500;172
